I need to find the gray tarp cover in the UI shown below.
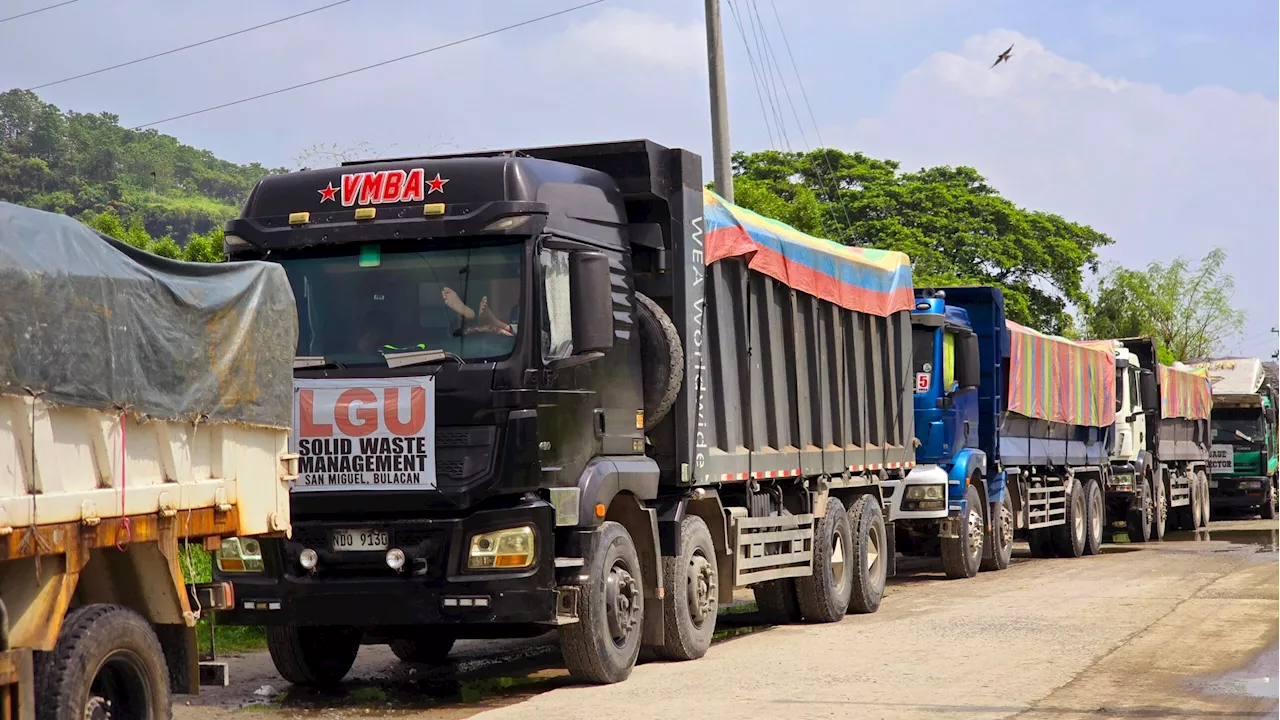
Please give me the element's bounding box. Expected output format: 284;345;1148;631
0;202;297;428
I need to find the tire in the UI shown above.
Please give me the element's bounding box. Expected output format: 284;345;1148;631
941;484;984;579
0;598;8;652
655;515;718;661
1083;480;1105;556
846;494;888;613
981;492;1014;571
389;633;455;664
1128;476;1153;543
1027;528;1055;558
1196;470;1211;528
267;625;360;687
796;497;854;622
1055;481;1087;558
560;521;645;684
34;604;171;720
634;292;683;429
1263;481;1278;520
1150;472;1167;542
752;579;801;625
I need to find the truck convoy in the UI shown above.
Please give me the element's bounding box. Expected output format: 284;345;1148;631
890;291;1116;577
1192;358;1278;519
1095;340;1213;540
0;203;298;719
209;138;1227;689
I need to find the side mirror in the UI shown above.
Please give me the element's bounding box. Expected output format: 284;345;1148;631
957;333;981;391
568;251;614;355
1139;370;1158;414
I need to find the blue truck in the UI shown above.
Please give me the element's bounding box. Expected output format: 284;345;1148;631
885;287;1116;577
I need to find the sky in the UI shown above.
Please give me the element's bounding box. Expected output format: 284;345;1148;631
2;0;1277;358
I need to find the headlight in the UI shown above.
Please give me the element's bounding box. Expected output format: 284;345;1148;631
216;537;265;573
468;526;535;570
1209;480;1219;489
1242;480;1263;489
905;485;946;501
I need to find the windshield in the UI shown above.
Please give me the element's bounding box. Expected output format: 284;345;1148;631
281;242;523;366
1211;410;1265;444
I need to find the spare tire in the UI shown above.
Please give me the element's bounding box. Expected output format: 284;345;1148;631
635;292;683;429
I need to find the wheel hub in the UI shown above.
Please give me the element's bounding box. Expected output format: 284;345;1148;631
605;562;642;644
966;508;984;555
686;552;717;625
999;503;1014;548
1073;494;1086;543
84;696;112;720
830;528;847;586
867;519;886;592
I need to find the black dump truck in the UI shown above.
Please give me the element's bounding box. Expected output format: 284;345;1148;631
214;140;916;684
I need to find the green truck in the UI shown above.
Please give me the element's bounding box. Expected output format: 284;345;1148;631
1192;358;1278;519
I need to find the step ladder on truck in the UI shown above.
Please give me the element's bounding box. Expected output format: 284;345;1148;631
0;202;298;720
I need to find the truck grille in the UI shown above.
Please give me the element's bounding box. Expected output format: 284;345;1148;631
434;425;495;480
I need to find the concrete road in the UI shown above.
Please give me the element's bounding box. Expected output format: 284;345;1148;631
177;519;1279;720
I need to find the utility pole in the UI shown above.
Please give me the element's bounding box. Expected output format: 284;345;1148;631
704;0;733;202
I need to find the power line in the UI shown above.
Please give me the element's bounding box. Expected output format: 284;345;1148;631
767;0;856;238
28;0;353;91
133;0;606;130
1;0;78;25
725;0;778;150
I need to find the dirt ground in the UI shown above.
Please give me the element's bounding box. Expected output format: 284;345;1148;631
176;518;1279;720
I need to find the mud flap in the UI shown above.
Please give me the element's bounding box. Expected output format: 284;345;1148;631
885;521;898;578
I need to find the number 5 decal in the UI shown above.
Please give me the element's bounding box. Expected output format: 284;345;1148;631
916;372;931;393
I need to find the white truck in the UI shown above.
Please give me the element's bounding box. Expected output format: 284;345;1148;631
1098;338;1212;543
0;202;297;720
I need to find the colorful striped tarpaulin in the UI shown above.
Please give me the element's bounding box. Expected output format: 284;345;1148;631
702;189;914;318
1159;364;1212;420
1006;321;1116;428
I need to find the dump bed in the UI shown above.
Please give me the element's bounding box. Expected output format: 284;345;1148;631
938;287;1115;470
0;203;297;542
1155;363;1211;461
694;191;916;482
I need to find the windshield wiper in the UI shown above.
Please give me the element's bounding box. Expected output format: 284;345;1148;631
294;355;346;369
1234;429;1256;444
382;348;465;369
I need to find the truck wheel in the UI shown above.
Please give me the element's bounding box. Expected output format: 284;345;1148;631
389;633;455;664
1083;480;1105;556
634;292;684;429
1027;527;1056;558
1263;481;1278;520
267;625;360;687
1054;481;1087;558
752;579;801;625
981;493;1014;571
560;521;644;684
1128;476;1153;543
797;497;854;621
1150;473;1167;541
1196;470;1211;528
656;515;718;661
941;485;984;579
34;604;171;720
847;494;888;613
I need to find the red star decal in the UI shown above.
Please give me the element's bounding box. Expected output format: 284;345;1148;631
426;173;449;194
318;182;338;203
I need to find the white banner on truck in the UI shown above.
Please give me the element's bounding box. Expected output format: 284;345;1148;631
292;377;436;491
1208;444;1234;475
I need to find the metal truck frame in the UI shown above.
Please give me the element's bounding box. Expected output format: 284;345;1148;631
215;140;912;685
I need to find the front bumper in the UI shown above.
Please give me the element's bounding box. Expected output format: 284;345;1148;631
1208;477;1272;509
884;464;952;523
214;497;557;628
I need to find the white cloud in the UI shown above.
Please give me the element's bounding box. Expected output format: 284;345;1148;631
544;8;704;72
835;29;1279;355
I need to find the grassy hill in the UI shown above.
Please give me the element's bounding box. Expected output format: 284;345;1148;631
0;88;283;246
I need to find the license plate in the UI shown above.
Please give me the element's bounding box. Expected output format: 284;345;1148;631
331;529;389;551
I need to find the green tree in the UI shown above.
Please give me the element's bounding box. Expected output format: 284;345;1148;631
729;149;1113;333
1084;248;1246;363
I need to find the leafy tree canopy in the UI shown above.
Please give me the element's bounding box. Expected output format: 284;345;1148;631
0;89;283;242
1084;248;1246;363
728;149;1113;334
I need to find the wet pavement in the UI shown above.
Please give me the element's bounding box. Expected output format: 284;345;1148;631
176;517;1279;720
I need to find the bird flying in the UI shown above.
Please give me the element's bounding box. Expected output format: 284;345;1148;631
991;44;1013;69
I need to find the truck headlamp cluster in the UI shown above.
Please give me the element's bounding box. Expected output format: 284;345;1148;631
467;526;536;570
1241;480;1263;490
216;537;265;573
905;485;946;501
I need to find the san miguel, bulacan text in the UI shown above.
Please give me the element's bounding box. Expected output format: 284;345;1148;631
292;378;437;491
